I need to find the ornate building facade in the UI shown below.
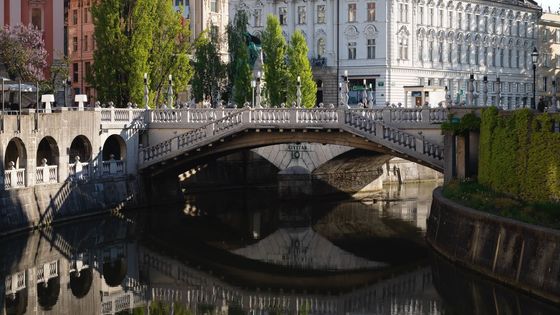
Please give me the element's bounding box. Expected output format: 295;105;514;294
229;0;541;107
537;11;560;107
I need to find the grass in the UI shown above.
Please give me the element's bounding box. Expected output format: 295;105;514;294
442;180;560;229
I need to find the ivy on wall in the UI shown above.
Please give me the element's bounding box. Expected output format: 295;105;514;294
441;112;481;135
478;107;560;202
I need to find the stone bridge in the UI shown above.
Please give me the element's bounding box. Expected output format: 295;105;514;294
0;106;448;193
140;107;448;178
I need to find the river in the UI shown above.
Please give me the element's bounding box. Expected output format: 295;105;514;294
0;181;558;315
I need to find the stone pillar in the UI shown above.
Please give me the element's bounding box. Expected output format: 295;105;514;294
443;132;455;183
455;134;468;180
468;131;479;178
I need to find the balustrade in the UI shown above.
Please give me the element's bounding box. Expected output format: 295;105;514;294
102;160;126;176
4;168;25;189
35;165;58;184
69;162;91;180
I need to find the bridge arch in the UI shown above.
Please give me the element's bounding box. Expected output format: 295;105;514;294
36;277;60;310
69;268;93;298
36;136;60;167
69;135;92;163
5;137;27;169
102;135;127;161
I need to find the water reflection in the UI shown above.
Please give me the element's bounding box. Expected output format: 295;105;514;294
0;182;559;314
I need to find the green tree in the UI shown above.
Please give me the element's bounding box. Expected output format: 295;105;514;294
287;30;316;108
192;30;226;105
91;0;192;107
227;11;252;105
261;15;288;107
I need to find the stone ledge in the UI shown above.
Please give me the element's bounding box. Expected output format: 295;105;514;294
426;187;560;304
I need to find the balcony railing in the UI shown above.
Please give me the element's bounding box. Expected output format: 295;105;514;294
35;165;58;184
4;168;25;189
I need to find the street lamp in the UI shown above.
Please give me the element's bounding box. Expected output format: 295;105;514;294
342;70;349;107
256;71;262;108
482;75;488;107
251;80;256;107
167;74;173;108
143;73;149;108
496;77;501;108
552;79;558;112
531;47;539;110
296;75;302;108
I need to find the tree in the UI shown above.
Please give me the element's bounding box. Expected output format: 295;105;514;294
192;31;226;105
0;24;47;81
287;31;317;108
261;15;289;107
227;11;252;105
91;0;192;107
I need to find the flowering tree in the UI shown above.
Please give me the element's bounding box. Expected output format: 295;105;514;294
0;24;47;81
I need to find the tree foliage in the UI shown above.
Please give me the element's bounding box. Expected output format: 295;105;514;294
227;11;252;106
287;30;316;108
91;0;192;107
261;15;288;107
192;31;226;104
0;24;47;81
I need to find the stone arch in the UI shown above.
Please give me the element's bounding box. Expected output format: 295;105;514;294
37;277;60;310
417;27;426;38
5;138;27;169
446;1;454;9
427;29;436;40
447;31;455;41
456;32;464;42
69;268;93;299
36;137;59;167
102;257;127;287
456;2;463;11
344;25;359;39
363;25;378;38
102;135;126;161
69;135;92;163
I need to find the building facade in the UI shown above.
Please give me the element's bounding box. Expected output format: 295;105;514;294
537;12;560;108
229;0;541;107
0;0;66;77
68;0;95;102
189;0;229;59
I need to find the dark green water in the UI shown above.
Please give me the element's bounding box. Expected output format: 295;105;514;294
0;182;558;314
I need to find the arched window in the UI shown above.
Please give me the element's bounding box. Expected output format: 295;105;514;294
317;38;326;57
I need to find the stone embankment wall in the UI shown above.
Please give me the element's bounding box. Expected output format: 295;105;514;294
427;188;560;304
0;177;140;237
380;158;443;184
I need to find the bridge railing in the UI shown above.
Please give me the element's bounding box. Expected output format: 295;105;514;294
35;165;58;185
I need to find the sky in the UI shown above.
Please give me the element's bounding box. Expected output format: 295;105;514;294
537;0;560;13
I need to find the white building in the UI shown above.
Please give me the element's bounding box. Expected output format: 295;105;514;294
537;11;560;108
229;0;541;107
182;0;229;59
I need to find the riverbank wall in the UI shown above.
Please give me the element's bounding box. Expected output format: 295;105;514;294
0;177;140;237
426;187;560;304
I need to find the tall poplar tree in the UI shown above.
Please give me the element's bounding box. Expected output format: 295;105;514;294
261;15;288;107
287;31;317;108
91;0;192;107
227;11;251;106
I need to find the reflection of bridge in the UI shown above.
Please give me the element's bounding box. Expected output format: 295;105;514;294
1;106;447;192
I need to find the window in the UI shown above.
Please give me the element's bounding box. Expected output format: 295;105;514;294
448;43;452;63
254;9;262;27
348;42;357;59
317;38;326;57
85;62;91;80
399;4;409;23
439;10;443;27
348;3;356;22
492;48;496;67
524;22;528;37
466;45;471;64
419;39;424;61
508;19;512;36
475;46;479;65
297;6;306;24
84;7;88;23
457;13;462;30
72;36;78;52
73;63;79;82
457;44;462;64
210;0;218;13
466;14;471;31
492;17;497;34
429;41;434;61
508;49;512;67
438;42;443;63
73;9;78;25
428;8;434;26
419;7;424;25
500;48;504;67
367;39;376;59
516;50;520;68
399;37;409;60
483;47;488;66
84;35;88;51
367;3;376;22
317;5;326;24
279;7;287;25
475;15;479;32
500;18;505;35
448;11;453;28
484;16;488;33
31;8;42;30
543;76;548;91
516;21;520;37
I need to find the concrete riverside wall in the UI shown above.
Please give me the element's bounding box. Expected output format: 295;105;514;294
379;157;443;184
426;188;560;304
0;177;140;236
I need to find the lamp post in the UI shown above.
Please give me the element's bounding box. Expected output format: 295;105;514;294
143;73;149;108
445;86;451;107
296;75;302;108
251;80;256;107
343;70;349;107
551;79;558;112
167;74;173;108
338;83;343;107
256;71;262;108
482;75;488;107
496;77;501;108
367;83;374;108
531;47;539;110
